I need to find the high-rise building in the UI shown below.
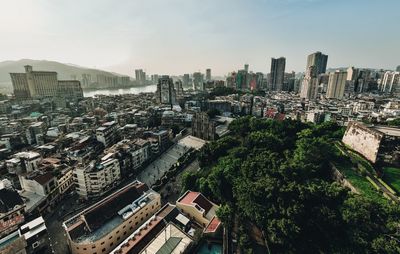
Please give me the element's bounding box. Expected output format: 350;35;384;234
300;66;319;100
182;74;190;87
326;70;347;99
156;75;176;104
381;71;400;93
96;121;119;147
192;72;204;90
206;68;211;81
396;66;400;72
244;64;249;72
269;57;286;91
10;65;83;100
346;66;358;81
306;51;328;75
236;70;247;90
134;69;146;83
151;74;159;84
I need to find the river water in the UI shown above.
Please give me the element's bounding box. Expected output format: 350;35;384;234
83;84;157;97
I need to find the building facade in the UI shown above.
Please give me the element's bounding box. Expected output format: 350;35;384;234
269;57;286;91
326;71;347;99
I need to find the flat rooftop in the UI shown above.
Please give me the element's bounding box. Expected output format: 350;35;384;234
64;181;154;244
177;135;207;150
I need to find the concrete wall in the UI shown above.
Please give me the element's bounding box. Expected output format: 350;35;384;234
342;122;383;163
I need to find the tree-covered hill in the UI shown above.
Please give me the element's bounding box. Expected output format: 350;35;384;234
181;117;400;253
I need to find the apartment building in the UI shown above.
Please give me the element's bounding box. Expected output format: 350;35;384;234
74;158;121;199
96;121;119;147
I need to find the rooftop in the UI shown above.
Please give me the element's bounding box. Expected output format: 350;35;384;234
64;181;153;244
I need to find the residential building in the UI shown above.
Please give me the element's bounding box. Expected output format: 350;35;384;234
326;71;347;99
306;51;328;75
206;68;211;81
269;57;286;91
300;66;319;100
10;65;83;100
135;69;146;84
20;216;49;253
0;185;25;238
155;76;176;105
176;191;221;229
193;72;204;91
96;121;118;147
381;71;400;93
6;151;41;174
63;181;161;254
74;158;121;199
0;229;27;254
182;74;190;87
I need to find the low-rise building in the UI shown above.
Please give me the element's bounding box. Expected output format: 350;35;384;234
96;121;119;147
176;191;221;229
0;185;26;238
63;181;161;254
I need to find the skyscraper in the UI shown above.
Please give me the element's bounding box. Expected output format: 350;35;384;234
300;66;319;100
326;71;347;99
156;75;176;105
306;52;328;75
193;72;204;90
182;74;190;87
269;57;286;91
206;69;211;81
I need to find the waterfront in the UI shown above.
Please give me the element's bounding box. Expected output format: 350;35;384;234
83;84;157;97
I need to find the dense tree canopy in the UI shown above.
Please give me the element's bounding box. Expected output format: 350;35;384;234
182;118;400;253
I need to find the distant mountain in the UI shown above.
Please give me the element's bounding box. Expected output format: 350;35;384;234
0;59;132;93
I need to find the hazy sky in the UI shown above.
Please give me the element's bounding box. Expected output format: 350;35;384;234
1;0;399;76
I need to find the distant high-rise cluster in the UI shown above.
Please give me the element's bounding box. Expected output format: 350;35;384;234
10;65;83;100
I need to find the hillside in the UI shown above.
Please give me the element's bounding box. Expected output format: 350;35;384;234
0;59;132;93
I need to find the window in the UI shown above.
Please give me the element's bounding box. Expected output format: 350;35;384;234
92;246;96;249
124;232;127;235
110;242;113;247
101;242;105;245
135;222;138;225
102;248;106;252
116;231;119;234
117;237;120;241
109;236;112;240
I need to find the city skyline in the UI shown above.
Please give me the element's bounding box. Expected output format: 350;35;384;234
1;0;400;76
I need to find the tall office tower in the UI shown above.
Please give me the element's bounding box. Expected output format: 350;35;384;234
396;66;400;72
206;68;211;81
346;66;358;81
244;64;249;73
381;71;400;93
269;57;286;91
156;75;176;105
10;65;83;100
182;74;190;87
135;69;146;83
300;66;319;100
306;51;328;75
326;70;347;99
192;72;204;90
